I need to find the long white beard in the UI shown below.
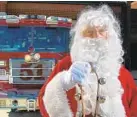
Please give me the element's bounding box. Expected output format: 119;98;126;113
70;37;123;74
70;37;125;116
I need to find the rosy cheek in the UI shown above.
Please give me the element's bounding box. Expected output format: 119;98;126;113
99;32;108;40
98;34;104;38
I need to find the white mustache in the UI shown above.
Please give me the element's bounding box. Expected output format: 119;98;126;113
81;38;108;51
77;38;108;63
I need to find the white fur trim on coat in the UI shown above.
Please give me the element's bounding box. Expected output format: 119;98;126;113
43;69;126;117
43;71;73;117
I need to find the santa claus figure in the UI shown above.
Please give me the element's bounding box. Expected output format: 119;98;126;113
38;5;137;117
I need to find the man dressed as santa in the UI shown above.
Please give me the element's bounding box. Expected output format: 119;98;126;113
38;5;137;117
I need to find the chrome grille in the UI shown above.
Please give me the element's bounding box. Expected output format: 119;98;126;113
9;58;55;84
0;69;6;75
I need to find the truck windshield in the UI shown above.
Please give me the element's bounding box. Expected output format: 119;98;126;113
0;26;70;52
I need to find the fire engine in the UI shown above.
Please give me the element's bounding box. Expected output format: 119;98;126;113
0;13;72;111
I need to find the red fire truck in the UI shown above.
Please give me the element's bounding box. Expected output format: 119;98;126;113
0;13;72;111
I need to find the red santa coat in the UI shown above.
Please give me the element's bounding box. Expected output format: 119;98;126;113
38;55;137;117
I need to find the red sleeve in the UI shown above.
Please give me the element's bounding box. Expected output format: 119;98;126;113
127;71;137;117
122;67;137;117
38;56;73;117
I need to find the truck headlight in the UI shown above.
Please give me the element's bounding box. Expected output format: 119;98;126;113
34;53;40;61
24;54;32;62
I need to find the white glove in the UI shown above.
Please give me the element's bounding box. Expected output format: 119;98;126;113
61;61;91;91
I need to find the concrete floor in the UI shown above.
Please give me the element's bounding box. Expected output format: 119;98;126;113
0;109;42;117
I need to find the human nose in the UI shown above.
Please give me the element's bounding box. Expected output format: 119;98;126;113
92;28;101;38
96;31;103;38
